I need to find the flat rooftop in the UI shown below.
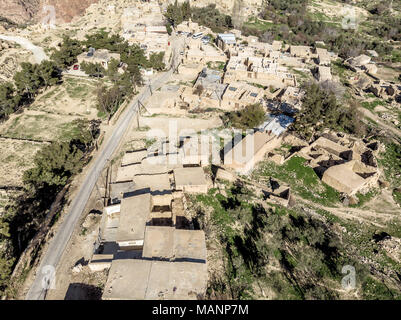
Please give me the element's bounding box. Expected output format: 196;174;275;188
323;162;367;195
121;150;148;166
258;114;294;136
224;131;271;164
143;226;206;262
173;167;207;188
312;137;349;156
174;229;206;262
102;259;207;300
116;163;171;182
143;226;174;260
134;174;171;194
109;181;135;200
116;192;151;243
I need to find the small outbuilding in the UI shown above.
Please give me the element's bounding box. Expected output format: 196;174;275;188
116;192;151;250
173;167;208;194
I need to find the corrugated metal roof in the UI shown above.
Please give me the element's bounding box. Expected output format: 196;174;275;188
257;114;294;136
218;33;236;43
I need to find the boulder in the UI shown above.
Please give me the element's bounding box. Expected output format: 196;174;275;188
348;195;359;206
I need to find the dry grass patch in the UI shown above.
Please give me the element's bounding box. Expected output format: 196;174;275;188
0;138;43;187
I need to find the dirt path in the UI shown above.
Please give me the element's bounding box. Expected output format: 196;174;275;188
359;107;401;139
297;191;401;229
0;35;48;63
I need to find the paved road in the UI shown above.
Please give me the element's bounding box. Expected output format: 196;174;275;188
25;35;184;300
0;35;48;63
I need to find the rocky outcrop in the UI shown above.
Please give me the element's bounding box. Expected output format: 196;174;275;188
0;0;40;24
39;0;100;23
0;0;99;24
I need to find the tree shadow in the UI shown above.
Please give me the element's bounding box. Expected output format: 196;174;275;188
64;283;102;300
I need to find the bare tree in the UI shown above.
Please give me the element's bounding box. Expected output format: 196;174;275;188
319;80;345;100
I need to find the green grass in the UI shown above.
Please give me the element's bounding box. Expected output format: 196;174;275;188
58;121;83;142
3;114;56;140
144;138;156;148
361;99;387;112
309;10;333;22
195;188;237;239
393;189;401;206
38;88;59;102
331;60;348;78
389;50;401;63
365;116;379;127
192;177;401;300
65;78;93;99
362;277;401;300
377;143;401;186
255;156;340;206
206;61;225;71
274;143;293;156
350;189;379;208
134;125;150;132
288;67;310;83
243;17;275;32
247;82;266;89
97;110;107;119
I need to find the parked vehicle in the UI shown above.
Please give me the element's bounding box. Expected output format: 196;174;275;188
192;32;203;39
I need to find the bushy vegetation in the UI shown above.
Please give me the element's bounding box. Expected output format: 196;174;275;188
51;36;84;69
191;179;401;300
247;0;395;59
367;2;401;42
257;156;340;206
0;119;99;295
0;27;169;294
193;183;346;299
148;52;166;71
80;31;166;117
291;83;366;140
164;1;233;33
223;103;266;130
362;277;401;300
378;142;401;205
80;61;106;78
190;4;233;33
378;143;401;184
0;61;61;122
96;83;129;119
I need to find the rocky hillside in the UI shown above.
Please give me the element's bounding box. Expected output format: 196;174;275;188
0;0;99;24
0;0;39;24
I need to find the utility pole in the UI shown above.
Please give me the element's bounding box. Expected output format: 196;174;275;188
137;100;140;128
104;163;110;207
94;181;103;203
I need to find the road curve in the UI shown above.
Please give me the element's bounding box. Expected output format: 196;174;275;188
0;35;48;63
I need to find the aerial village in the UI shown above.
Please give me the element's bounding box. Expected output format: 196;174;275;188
38;0;398;300
1;0;400;301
